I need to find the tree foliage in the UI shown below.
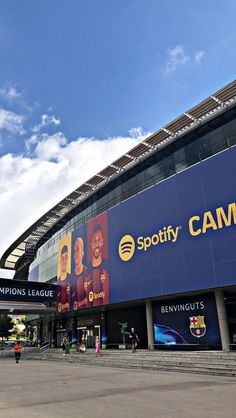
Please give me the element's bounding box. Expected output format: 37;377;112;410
0;315;14;340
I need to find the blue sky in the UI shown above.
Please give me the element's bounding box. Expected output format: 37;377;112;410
0;0;236;275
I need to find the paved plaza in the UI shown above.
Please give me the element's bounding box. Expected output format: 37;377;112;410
0;358;235;418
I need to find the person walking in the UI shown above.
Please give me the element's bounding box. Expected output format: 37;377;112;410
129;328;139;353
65;337;70;355
14;341;22;363
95;336;102;357
62;336;67;355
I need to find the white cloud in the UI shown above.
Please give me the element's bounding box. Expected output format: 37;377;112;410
166;45;189;73
0;128;151;268
0;86;22;101
32;113;61;133
194;50;206;64
31;132;67;161
25;132;66;154
0;107;25;134
26;114;61;151
129;127;146;139
165;45;206;73
25;134;38;151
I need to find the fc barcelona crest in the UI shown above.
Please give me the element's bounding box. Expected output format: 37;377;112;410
189;315;206;338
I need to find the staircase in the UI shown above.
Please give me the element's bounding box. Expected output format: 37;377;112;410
23;349;236;377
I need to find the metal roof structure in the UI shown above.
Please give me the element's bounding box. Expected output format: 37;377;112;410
0;301;50;313
1;80;236;274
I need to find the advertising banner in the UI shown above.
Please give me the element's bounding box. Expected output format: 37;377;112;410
53;146;236;311
152;293;221;347
109;147;236;304
57;212;109;313
0;278;57;302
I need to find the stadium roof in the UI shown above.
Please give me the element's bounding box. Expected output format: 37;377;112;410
1;80;236;273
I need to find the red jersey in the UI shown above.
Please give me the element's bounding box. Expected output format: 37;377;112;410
14;343;22;353
88;259;109;307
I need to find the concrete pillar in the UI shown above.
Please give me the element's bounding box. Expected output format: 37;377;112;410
215;289;230;351
145;299;154;350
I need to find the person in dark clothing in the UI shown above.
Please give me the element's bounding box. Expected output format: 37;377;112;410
129;328;139;353
62;336;67;355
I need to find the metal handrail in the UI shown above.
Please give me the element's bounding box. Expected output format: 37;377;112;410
39;340;50;352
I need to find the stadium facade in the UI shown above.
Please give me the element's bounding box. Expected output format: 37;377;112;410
1;80;236;351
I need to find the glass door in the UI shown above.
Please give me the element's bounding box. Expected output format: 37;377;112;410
77;325;100;348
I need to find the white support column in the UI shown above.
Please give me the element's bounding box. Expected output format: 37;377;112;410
215;289;230;351
145;299;154;350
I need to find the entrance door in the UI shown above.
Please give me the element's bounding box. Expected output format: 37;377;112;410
225;293;236;346
77;325;100;348
56;330;66;348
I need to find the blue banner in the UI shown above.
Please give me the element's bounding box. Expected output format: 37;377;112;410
152;293;221;347
109;147;236;303
0;278;57;302
32;146;236;311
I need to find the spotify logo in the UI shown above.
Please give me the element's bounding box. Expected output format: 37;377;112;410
118;235;135;261
89;291;94;302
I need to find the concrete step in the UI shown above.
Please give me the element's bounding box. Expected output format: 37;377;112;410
22;350;236;377
23;356;236;377
46;348;236;357
36;358;236;372
25;349;236;359
25;352;236;365
48;349;236;360
28;351;236;364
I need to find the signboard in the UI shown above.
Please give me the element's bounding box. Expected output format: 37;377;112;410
57;212;109;313
31;146;236;311
152;293;221;347
0;278;57;302
109;146;236;304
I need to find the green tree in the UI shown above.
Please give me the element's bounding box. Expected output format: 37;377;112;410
12;315;26;339
0;315;14;340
